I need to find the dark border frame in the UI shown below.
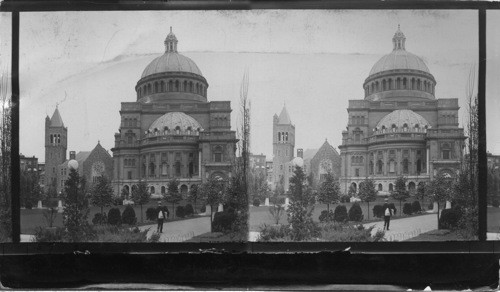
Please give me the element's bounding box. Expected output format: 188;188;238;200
1;0;497;255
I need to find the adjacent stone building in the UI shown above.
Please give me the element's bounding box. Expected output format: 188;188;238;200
339;26;466;194
111;28;238;199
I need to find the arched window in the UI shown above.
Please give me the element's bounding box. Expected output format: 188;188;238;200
351;182;357;193
396;78;401;89
189;81;193;92
416;159;422;174
168;80;173;91
154;82;159;93
123;185;130;199
147;83;151;94
186;127;192;135
149;162;155;177
50;134;53;144
377;160;383;174
127;135;133;145
161;81;165;92
138;87;142;98
161;162;168;176
403;78;407;89
175;161;181;177
196;83;199;94
57;134;61;144
403;159;409;174
414;124;420;132
142;163;146;178
183;80;188;92
388;78;392;90
214;145;223;162
382;79;387;91
189;162;194;177
389;159;396;173
285;132;289;142
411;78;415;89
403;123;408;132
278;132;281;142
150;186;155;194
381;125;386;133
378;184;383;191
175;80;179;91
389;183;394;192
392;124;397;132
442;142;451;159
175;126;180;135
408;182;416;191
424;125;428;133
161;186;166;194
143;85;147;95
417;79;421;90
375;81;379;92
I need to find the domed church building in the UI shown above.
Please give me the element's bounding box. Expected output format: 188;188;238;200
339;26;466;194
111;28;238;198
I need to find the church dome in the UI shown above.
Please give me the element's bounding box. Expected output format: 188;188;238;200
149;112;203;133
141;28;203;78
376;109;430;130
369;50;429;76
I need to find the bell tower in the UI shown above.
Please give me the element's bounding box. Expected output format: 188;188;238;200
272;104;295;189
44;106;67;193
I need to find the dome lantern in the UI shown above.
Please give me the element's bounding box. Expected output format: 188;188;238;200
164;26;178;53
392;24;406;51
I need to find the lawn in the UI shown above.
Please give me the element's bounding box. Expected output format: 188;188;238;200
21;200;207;234
405;229;470;241
249;197;429;232
487;206;500;233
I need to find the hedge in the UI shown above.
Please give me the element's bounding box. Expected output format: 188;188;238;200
92;212;108;225
348;203;363;222
146;208;158;222
373;205;384;218
411;201;422;213
438;207;461;230
213;209;237;233
121;205;137;225
334;205;348;223
253;199;260;207
403;203;413;215
176;206;185;218
184;204;194;216
107;208;121;226
319;210;334;223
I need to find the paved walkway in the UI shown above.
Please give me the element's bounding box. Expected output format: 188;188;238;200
365;213;438;241
138;216;212;242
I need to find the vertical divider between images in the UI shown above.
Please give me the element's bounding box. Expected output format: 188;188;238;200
11;11;20;244
478;8;487;242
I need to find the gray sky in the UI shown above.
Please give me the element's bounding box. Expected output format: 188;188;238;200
18;10;479;161
487;10;500;155
1;13;12;102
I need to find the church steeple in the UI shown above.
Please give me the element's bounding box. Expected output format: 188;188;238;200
164;26;178;53
392;24;406;51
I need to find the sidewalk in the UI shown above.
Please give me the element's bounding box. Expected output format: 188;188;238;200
138;216;212;242
365;213;438;241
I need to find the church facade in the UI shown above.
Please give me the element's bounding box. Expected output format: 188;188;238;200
339;26;466;194
111;28;238;199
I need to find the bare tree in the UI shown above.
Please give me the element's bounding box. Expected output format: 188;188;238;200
0;66;11;241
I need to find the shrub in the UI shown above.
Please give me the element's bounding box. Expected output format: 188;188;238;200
439;207;461;230
389;203;397;215
334;205;348;223
403;203;413;215
200;205;206;213
373;204;384;218
259;224;291;241
348;203;363;222
253;199;260;207
33;226;65;242
149;232;161;243
319;210;334;223
492;199;499;208
146;208;158;222
176;206;185;218
92;212;108;225
112;197;123;206
121;205;137;225
25;201;33;209
213;209;237;233
320;223;384;242
411;201;422;213
340;195;351;203
107;208;121;226
92;225;149;242
184;204;194;217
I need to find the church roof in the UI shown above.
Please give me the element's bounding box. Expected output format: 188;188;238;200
50;107;64;127
277;106;292;124
141;28;203;78
376;109;430;130
312;139;340;161
149;112;203;133
369;26;430;76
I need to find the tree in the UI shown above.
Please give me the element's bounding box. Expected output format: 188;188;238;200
62;168;93;242
20;171;44;208
0;68;11;242
287;166;318;241
391;176;410;215
164;179;182;218
223;171;249;239
358;177;377;220
425;173;452;224
347;184;356;198
248;169;269;203
131;180;151;223
317;171;340;219
187;184;199;213
416;182;426;206
199;178;225;232
89;175;114;222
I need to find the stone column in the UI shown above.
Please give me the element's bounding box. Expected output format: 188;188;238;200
58;200;64;213
37;200;43;209
426;148;430;174
265;197;270;206
445;201;451;209
218;203;223;212
198;150;202;178
432;201;438;213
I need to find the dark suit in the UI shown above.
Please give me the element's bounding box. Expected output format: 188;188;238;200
157;208;166;233
382;203;394;231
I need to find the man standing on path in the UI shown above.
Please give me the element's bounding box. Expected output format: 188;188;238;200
157;201;167;233
383;198;395;231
